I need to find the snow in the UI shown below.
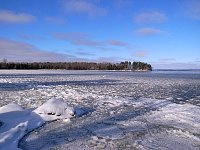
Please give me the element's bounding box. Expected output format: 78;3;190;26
117;120;148;132
145;102;200;134
88;123;124;140
0;70;200;149
0;103;24;113
138;130;200;150
34;98;75;122
0;98;75;150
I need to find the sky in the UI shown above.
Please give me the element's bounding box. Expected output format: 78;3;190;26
0;0;200;69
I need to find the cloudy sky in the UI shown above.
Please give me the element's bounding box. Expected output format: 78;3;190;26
0;0;200;69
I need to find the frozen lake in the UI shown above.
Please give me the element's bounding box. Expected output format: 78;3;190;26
0;70;200;149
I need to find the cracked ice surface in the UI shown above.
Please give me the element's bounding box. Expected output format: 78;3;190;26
0;70;200;150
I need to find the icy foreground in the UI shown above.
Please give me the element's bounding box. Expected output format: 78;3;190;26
0;70;200;149
0;98;76;150
1;98;200;149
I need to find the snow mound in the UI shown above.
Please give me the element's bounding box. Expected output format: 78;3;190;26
34;98;75;121
0;103;24;113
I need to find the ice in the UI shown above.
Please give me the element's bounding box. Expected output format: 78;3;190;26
0;98;76;150
117;120;148;132
138;130;200;150
145;102;200;134
0;70;200;149
88;123;124;140
0;108;43;149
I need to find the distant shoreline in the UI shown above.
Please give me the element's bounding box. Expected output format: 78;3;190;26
0;69;199;71
154;69;200;71
0;61;152;71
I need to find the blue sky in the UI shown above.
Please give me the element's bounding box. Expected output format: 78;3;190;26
0;0;200;69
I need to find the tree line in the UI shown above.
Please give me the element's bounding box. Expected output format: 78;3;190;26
0;61;152;71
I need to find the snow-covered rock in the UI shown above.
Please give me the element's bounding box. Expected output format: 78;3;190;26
34;98;75;121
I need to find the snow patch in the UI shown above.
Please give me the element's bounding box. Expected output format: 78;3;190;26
0;98;76;150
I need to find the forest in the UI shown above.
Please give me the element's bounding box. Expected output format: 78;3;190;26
0;61;152;71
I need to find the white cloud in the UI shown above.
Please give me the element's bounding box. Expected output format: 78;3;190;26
53;32;102;46
0;10;36;24
52;32;129;47
134;11;166;23
0;38;74;62
135;27;163;36
61;0;107;17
